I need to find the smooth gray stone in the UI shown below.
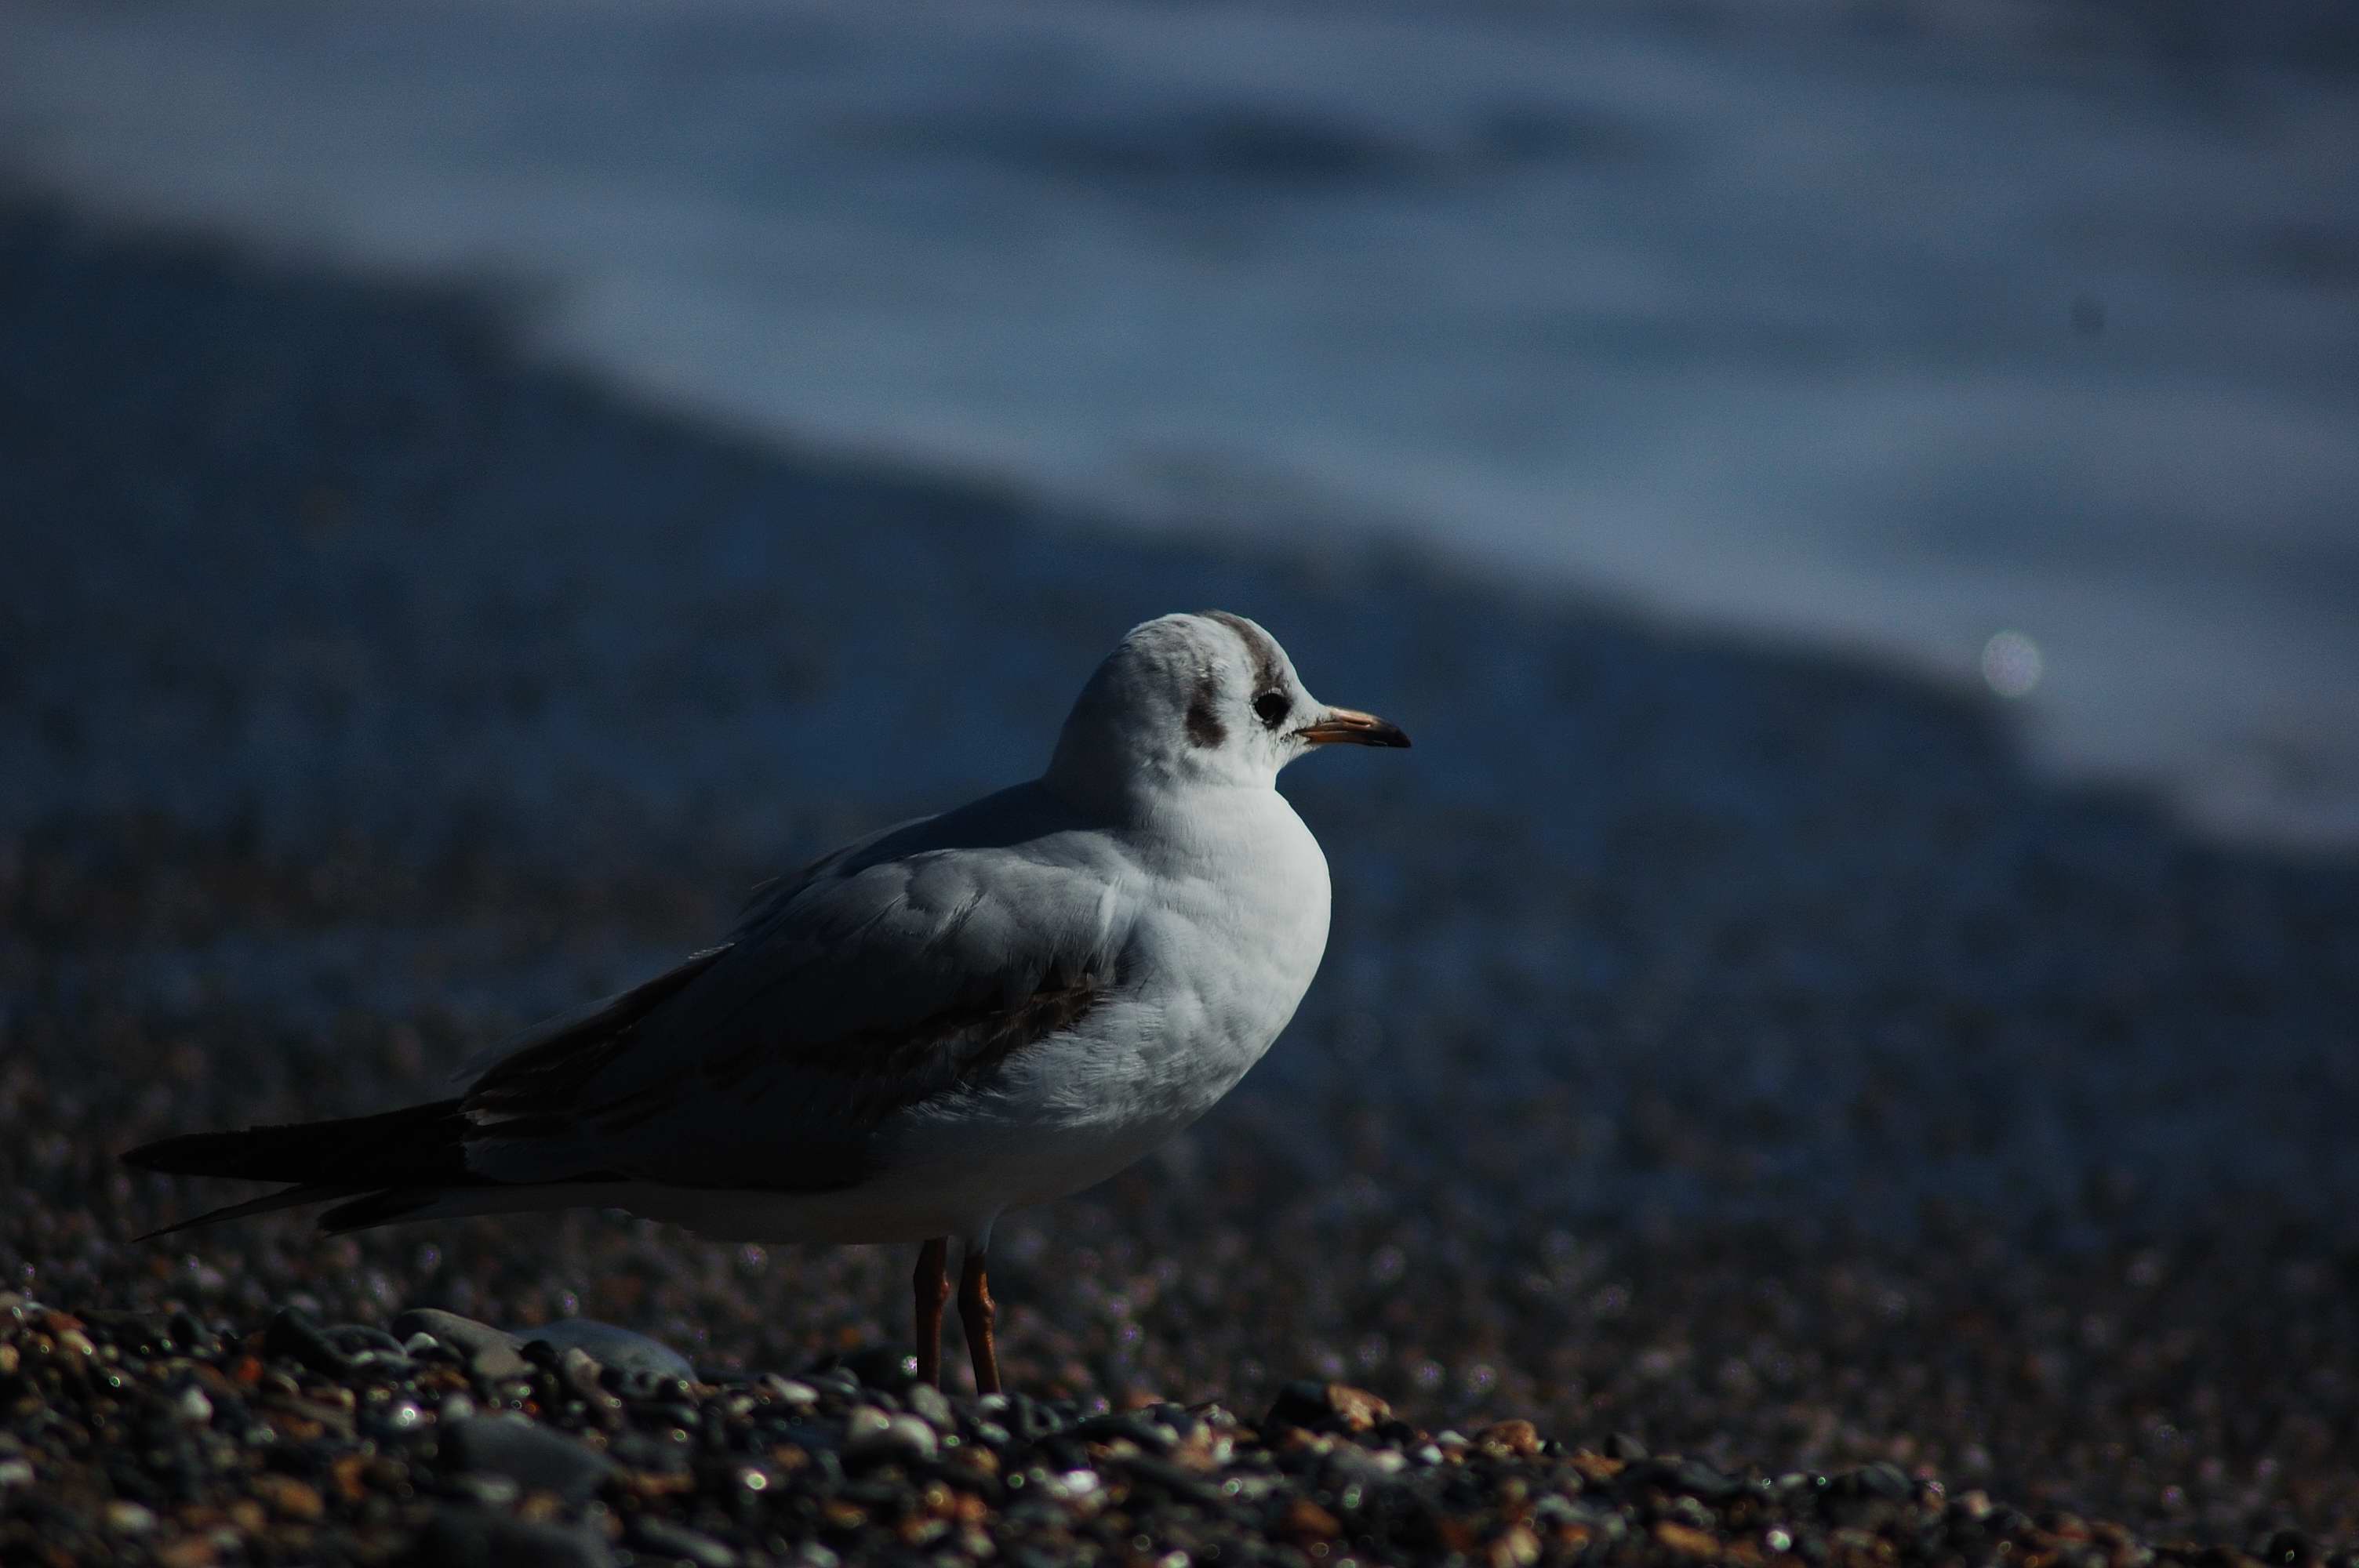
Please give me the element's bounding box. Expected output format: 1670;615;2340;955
441;1415;616;1505
514;1319;695;1381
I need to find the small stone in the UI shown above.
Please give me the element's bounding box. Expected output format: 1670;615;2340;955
1003;1392;1065;1440
1656;1521;1721;1558
264;1308;356;1378
442;1415;617;1505
1280;1498;1341;1543
470;1344;533;1381
1669;1458;1744;1502
1852;1462;1913;1501
1605;1432;1651;1461
174;1385;215;1425
1073;1410;1176;1452
516;1319;696;1381
322;1324;409;1358
1475;1419;1542;1458
845;1406;937;1462
801;1368;862;1399
905;1382;954;1430
451;1474;522;1509
759;1375;820;1410
1493;1523;1543;1566
251;1473;325;1523
1570;1450;1626;1483
885;1414;939;1461
1264;1380;1391;1435
558;1347;622;1428
629;1516;739;1568
105;1500;158;1534
155;1537;220;1568
392;1309;531;1381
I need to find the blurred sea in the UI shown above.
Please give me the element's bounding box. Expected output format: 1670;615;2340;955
4;0;2354;843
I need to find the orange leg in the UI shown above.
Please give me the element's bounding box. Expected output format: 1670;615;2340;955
911;1237;950;1388
958;1246;1001;1395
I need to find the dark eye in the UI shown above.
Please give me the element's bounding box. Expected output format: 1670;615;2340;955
1253;691;1290;729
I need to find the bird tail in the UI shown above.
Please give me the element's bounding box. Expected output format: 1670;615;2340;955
122;1099;477;1239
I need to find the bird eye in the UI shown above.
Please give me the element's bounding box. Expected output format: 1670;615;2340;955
1253;691;1290;729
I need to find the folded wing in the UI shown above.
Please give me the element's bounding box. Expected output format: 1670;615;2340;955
126;783;1138;1229
458;790;1133;1192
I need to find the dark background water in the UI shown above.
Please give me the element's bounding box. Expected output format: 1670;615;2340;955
4;0;2355;841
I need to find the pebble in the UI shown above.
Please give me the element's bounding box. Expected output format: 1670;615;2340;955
104;1500;157;1534
514;1319;696;1381
250;1473;325;1522
904;1381;954;1431
629;1516;740;1568
841;1404;938;1462
1265;1380;1391;1435
442;1415;617;1504
262;1307;356;1378
391;1310;532;1381
1476;1418;1542;1457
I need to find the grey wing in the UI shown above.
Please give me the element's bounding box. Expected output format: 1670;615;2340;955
456;799;1133;1192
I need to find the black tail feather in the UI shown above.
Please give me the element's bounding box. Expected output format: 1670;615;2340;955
122;1098;471;1187
132;1185;360;1241
318;1189;445;1233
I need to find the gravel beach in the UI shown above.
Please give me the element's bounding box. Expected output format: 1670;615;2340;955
4;192;2357;1563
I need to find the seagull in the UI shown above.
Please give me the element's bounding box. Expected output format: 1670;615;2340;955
125;611;1408;1393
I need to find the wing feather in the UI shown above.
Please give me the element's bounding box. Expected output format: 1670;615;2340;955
453;782;1135;1191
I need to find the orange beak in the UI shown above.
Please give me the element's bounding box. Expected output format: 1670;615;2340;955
1296;707;1412;749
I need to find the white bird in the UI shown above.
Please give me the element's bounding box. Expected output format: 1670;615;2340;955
125;611;1408;1392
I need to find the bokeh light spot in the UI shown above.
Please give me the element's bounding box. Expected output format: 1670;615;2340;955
1981;630;2043;699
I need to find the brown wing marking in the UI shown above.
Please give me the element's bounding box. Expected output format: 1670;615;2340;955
464;946;732;1123
451;940;1102;1181
682;970;1103;1131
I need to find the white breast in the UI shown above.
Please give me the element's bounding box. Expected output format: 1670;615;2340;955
886;785;1332;1219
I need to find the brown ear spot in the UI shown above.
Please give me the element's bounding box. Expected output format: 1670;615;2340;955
1186;672;1227;749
